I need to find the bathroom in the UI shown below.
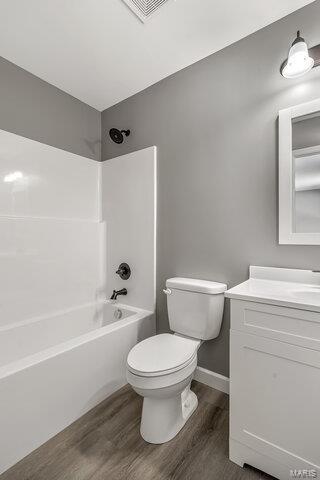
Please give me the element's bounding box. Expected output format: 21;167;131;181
0;0;320;478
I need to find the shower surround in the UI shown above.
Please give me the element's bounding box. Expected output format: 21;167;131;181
0;130;156;474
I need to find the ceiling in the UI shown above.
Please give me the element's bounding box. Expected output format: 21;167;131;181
0;0;314;111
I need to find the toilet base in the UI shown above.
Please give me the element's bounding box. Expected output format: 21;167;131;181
140;383;198;444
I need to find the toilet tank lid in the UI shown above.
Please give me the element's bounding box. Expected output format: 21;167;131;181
166;277;227;295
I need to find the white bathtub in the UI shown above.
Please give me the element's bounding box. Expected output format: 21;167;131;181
0;301;155;474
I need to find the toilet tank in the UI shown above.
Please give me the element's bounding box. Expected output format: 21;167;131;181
165;278;227;340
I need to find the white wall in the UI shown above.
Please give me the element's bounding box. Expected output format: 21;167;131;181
0;129;102;328
0;131;156;328
102;147;157;312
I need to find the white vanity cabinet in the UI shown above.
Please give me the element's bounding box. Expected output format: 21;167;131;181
226;266;320;480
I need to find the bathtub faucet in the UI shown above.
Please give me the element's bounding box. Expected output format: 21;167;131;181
110;288;127;300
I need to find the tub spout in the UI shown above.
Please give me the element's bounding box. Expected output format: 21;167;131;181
110;288;127;300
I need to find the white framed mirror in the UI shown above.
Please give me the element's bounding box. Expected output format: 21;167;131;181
279;98;320;245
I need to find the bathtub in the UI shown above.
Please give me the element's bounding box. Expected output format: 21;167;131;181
0;301;155;474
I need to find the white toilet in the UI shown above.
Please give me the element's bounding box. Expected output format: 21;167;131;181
126;277;227;444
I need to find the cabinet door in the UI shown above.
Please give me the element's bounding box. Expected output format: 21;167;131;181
230;330;320;471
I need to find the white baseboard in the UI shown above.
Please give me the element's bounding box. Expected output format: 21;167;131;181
194;366;229;394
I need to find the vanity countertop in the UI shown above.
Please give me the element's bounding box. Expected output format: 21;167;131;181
225;265;320;313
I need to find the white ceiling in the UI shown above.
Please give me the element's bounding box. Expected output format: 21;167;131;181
0;0;314;111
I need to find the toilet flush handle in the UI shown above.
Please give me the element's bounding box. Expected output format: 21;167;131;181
163;288;172;295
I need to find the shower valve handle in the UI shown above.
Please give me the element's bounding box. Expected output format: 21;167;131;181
116;263;131;280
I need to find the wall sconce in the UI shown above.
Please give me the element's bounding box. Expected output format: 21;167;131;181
280;31;320;79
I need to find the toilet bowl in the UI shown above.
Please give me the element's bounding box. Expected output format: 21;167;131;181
126;277;227;444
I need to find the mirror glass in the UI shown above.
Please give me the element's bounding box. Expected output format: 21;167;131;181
292;112;320;233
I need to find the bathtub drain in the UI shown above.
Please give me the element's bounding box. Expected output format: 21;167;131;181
114;309;123;320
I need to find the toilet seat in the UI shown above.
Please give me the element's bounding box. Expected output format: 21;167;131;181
127;355;198;391
127;333;200;377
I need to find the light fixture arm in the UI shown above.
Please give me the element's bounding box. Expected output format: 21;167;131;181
309;44;320;68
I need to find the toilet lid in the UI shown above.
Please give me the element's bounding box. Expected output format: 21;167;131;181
127;333;199;377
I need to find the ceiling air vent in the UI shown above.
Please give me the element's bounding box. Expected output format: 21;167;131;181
122;0;173;22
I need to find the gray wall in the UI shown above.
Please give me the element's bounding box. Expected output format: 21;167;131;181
101;1;320;377
0;56;101;160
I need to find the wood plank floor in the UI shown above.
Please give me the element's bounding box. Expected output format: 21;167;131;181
1;381;274;480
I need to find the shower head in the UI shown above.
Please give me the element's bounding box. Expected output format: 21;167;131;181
109;128;131;144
